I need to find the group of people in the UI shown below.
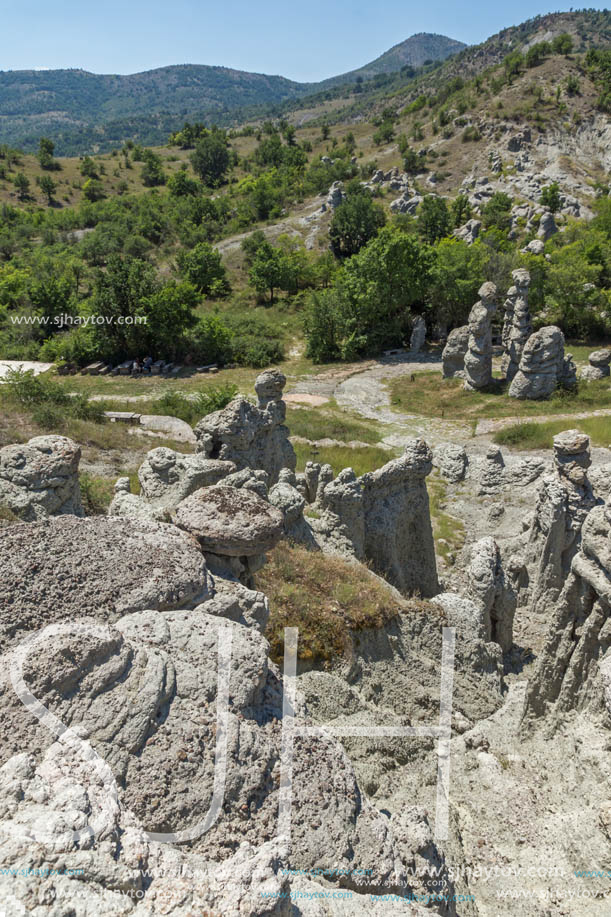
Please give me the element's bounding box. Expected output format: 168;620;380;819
131;356;154;375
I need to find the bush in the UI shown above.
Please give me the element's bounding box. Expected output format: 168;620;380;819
1;368;104;423
177;242;230;295
150;384;238;425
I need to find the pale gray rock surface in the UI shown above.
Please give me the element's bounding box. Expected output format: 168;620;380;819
441;326;469;379
505;269;532;383
508;325;567;400
453;218;481;245
463;282;498;392
537;210;558;240
173;484;284;556
409;315;426;354
312;467;366;561
433;443;468;484
466;537;516;652
0;434;83;522
194;371;296;486
0;516;211;652
580;349;611;381
360;440;439;597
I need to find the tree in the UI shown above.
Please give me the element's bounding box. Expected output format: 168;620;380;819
525;42;550;68
190;132;230;186
82;178;105;202
38;137;59;170
321;125;330;141
427;238;488;326
38;175;57;205
14;172;30;201
329;184;386;257
167;169;199;196
177;242;229;296
249;243;296;304
540;182;561;213
482;192;513;232
451;193;472;228
403;147;427;175
80;156;99;178
504;51;524;81
140;149;165;187
552;33;574;56
418;196;451;244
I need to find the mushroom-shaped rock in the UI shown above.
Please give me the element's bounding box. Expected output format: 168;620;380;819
0;434;83;521
173;484;284;556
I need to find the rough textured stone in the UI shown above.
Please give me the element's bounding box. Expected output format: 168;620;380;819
109;447;236;519
173;484;283;556
512;430;598;619
0;435;82;522
409;315;426;353
453;219;481;245
194;372;296;486
505;269;532;383
463;282;498;392
508;325;567;400
442;326;469;379
580;349;611;381
467;537;516;653
537;210;558;240
360;440;439;597
0;516;211;651
433;443;468;484
311;467;365;560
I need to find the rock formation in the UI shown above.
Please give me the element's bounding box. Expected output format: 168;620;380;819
463;282;498;392
504;269;532;383
360;439;439;597
514;430;598;618
409;314;426;353
194;370;296;486
0;434;82;521
537;210;558;240
466;537;516;653
508;325;569;400
500;283;516;357
453;218;481;245
441;326;469;379
580;349;611;381
433;443;468;483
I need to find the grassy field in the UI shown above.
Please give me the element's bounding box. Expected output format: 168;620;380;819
258;540;436;664
286;401;383;444
389;372;611;422
494;415;611;450
292;440;394;477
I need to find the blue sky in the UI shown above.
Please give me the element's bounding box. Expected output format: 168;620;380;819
2;1;606;81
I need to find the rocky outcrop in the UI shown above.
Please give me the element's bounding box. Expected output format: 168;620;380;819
0;435;82;521
505;269;532;383
523;490;611;725
453;218;481;245
311;467;366;560
580;349;611;381
409;314;426;353
433;443;468;484
537;210;558;240
514;430;598;619
463;282;498;392
109;447;236;519
0;516;212;651
466;537;516;653
194;370;296;486
360;440;439;598
508;325;568;400
173;483;284;585
442;326;469;379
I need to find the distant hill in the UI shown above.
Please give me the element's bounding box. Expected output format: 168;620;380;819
0;33;464;154
318;33;467;87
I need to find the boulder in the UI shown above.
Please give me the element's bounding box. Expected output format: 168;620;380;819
580;349;611;382
463;282;498;391
466;537;516;653
508;326;567;400
537;210;558;241
326;181;344;209
521;239;545;255
0;435;82;522
453;218;481;245
0;516;212;651
173;484;284;556
442;325;469;379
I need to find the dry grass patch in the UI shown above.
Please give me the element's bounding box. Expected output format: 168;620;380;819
258;540;435;665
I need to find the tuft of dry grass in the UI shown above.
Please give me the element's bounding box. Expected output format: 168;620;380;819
257;540;435;665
